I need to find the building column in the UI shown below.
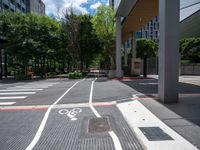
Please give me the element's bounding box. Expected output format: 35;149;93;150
158;0;180;103
116;15;122;77
124;42;128;66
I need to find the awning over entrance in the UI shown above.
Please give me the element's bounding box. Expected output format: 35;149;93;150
118;0;158;41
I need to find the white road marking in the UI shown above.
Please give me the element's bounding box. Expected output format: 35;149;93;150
0;96;27;99
59;108;82;121
89;79;101;118
0;92;36;95
0;102;16;105
117;96;198;150
89;78;123;150
25;79;84;150
11;86;49;89
0;89;43;92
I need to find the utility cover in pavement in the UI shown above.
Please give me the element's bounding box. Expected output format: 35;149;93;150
88;118;111;133
139;127;174;141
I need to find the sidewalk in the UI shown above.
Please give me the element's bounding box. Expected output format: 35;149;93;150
118;75;200;149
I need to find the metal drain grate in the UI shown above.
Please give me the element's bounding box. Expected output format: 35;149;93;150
139;127;174;141
88;118;111;133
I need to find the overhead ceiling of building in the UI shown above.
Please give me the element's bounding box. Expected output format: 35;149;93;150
121;0;158;41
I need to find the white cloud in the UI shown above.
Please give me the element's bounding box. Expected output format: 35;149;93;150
44;0;88;17
90;1;102;10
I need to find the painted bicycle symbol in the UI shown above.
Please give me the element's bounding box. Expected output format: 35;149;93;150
58;108;82;121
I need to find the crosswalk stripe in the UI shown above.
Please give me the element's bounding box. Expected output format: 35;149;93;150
0;102;16;105
10;86;49;89
0;96;27;99
0;92;36;95
0;89;43;92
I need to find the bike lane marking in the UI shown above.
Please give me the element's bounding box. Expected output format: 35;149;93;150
25;79;84;150
58;108;82;121
89;78;123;150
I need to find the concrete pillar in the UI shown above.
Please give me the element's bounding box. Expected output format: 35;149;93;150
124;42;128;66
158;0;180;103
116;15;122;77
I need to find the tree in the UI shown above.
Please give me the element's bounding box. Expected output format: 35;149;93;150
180;38;200;63
92;5;115;69
136;39;158;78
79;15;101;71
0;11;62;77
61;7;81;71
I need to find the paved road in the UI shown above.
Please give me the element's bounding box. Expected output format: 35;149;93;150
0;78;143;150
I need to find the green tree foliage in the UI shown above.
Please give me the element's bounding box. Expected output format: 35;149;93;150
61;8;81;71
79;15;101;70
92;5;115;69
0;10;103;79
0;11;62;77
180;37;200;63
136;39;158;77
61;8;101;71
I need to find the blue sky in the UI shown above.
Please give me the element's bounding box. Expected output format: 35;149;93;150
43;0;109;17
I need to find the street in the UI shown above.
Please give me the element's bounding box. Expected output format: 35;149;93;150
0;78;143;150
0;77;199;150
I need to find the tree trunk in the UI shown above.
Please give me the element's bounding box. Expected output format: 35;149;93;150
34;57;37;69
143;57;147;78
22;60;26;75
4;53;7;78
50;59;52;71
67;59;70;72
0;49;2;80
62;59;65;73
53;59;56;72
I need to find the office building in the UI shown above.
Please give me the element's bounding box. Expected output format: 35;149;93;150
0;0;27;13
26;0;45;15
0;0;45;14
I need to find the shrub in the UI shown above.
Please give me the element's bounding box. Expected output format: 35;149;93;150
68;72;83;79
16;74;31;80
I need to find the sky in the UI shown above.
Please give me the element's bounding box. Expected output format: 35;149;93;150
43;0;109;17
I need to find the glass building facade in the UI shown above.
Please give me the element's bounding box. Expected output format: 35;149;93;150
0;0;45;14
135;0;200;43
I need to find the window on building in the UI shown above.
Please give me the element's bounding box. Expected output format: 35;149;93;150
145;31;148;38
22;7;25;12
151;20;153;26
147;24;149;29
155;31;158;38
11;0;15;4
3;4;9;10
17;3;21;9
155;16;158;21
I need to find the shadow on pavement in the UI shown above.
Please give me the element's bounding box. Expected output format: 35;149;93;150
120;79;200;126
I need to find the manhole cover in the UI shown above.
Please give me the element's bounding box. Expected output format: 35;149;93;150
88;118;111;133
139;127;174;141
